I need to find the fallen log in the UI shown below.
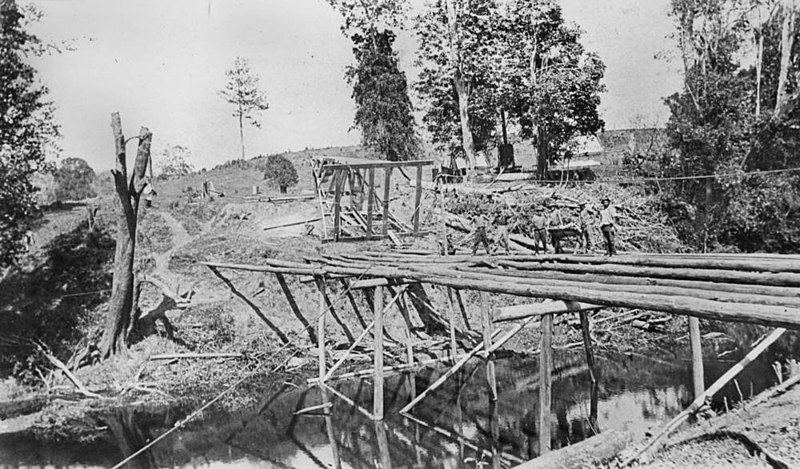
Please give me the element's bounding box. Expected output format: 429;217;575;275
512;430;633;469
150;352;244;360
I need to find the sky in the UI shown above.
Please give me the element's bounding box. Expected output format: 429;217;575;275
25;0;682;172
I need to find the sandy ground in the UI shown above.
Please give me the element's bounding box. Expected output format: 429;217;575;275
638;384;800;468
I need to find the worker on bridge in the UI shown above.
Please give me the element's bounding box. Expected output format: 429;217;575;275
599;197;617;256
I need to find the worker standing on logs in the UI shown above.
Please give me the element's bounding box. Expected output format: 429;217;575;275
493;206;511;254
471;212;491;255
578;201;594;254
531;208;548;254
599;197;617;256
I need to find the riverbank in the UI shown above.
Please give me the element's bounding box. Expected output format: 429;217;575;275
638;380;800;468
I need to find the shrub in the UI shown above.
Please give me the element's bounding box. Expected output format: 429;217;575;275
54;157;96;201
260;154;298;193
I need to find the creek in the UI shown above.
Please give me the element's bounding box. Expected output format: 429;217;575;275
1;331;798;469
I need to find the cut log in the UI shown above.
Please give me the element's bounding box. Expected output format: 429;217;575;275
497;259;800;287
512;430;633;469
494;301;601;322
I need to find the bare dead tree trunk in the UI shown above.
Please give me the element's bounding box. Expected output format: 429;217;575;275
238;108;245;160
99;113;152;359
445;0;476;173
756;31;763;116
775;0;797;117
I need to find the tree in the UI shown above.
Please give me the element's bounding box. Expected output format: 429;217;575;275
0;0;59;268
99;113;151;358
498;0;605;179
261;154;298;193
156;144;194;180
326;0;420;161
415;0;501;170
54;157;96;201
346;29;420;161
662;0;800;252
219;57;269;160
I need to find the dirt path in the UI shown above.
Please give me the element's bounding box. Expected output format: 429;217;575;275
151;211;193;286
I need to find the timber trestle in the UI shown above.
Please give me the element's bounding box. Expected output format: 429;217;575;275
204;249;800;464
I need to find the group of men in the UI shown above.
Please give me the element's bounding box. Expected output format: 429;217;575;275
470;197;618;256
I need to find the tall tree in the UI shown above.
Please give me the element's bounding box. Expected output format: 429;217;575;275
415;0;501;171
0;0;59;268
99;113;151;358
327;0;420;161
498;0;605;179
219;57;269;160
347;29;420;161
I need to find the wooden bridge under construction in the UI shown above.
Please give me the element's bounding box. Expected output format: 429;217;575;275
204;249;800;467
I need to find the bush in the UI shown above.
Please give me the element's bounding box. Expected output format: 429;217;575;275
54;157;96;202
260;154;298;193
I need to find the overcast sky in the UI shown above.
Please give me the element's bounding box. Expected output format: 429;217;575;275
26;0;681;171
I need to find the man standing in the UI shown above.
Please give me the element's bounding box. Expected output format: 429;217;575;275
494;207;511;254
531;209;548;254
599;198;617;256
472;212;490;255
578;201;594;253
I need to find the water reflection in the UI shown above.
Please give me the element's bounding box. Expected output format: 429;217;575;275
0;346;796;468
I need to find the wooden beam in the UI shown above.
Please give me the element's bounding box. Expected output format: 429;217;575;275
340;279;369;329
454;289;472;331
275;273;316;344
366;167;375;239
413;165;424;235
382;168;392;236
350;278;416;289
495;301;601;322
400;329;502;414
538;313;554;455
624;328;787;465
318;281;327;381
373;285;385;420
480;292;497;401
446;287;459;364
332;169;344;242
579;311;598;430
323;159;434;170
316;278;356;344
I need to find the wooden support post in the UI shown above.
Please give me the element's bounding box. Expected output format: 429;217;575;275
400;329;502;414
481;292;497;401
374;285;385;420
341;280;369;330
275;273;317;344
318;280;327;381
454;289;472;331
333;169;343;241
382;168;392;236
689;316;705;399
320;387;342;469
316;279;356;344
366;167;375;239
579;311;598;430
374;420;393;469
446;287;459;364
539;313;554;455
413;164;424;235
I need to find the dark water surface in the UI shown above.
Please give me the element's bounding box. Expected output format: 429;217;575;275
1;341;796;469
